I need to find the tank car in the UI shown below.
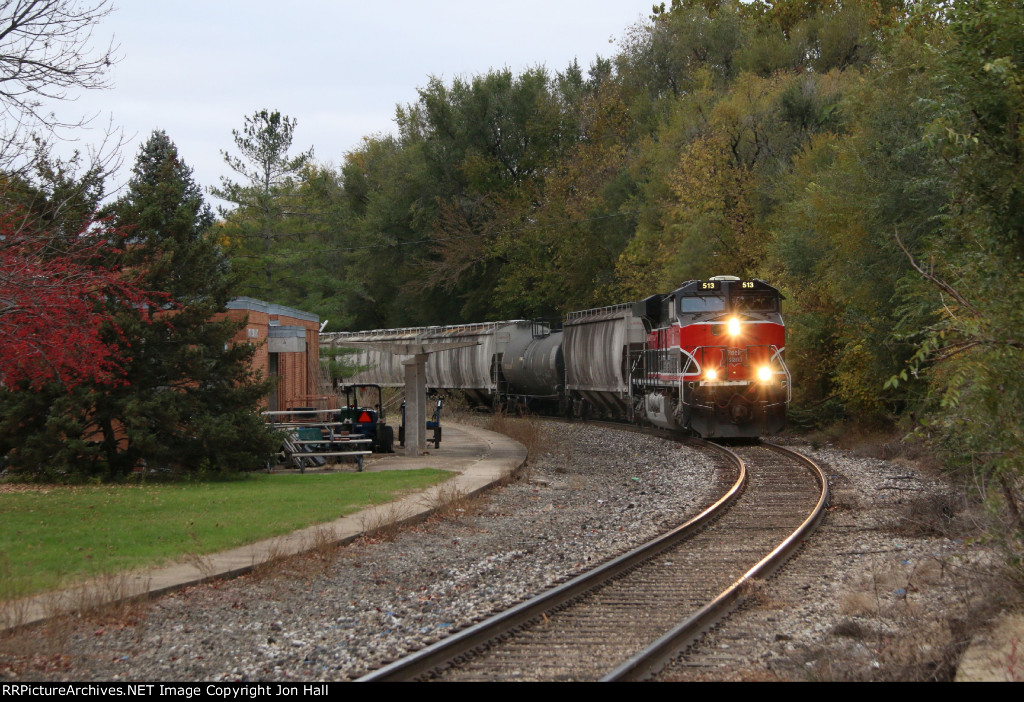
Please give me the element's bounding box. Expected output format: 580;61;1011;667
499;321;564;413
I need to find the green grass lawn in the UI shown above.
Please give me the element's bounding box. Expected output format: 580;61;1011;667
0;469;451;600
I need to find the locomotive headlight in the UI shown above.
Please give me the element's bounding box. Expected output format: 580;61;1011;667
727;317;741;336
757;365;773;382
704;368;719;381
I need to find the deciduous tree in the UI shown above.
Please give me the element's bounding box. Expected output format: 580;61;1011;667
888;0;1024;531
0;0;119;172
0;211;152;390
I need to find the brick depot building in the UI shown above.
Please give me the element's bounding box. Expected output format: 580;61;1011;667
222;297;324;412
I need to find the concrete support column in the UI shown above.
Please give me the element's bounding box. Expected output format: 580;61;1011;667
403;353;428;456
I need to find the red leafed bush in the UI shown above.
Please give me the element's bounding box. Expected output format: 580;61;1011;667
0;213;160;390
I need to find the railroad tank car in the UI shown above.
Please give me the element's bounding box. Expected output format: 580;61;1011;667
500;322;564;411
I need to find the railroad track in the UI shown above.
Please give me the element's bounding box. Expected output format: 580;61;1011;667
358;436;828;682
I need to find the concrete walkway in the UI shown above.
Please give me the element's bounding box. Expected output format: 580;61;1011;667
2;423;526;631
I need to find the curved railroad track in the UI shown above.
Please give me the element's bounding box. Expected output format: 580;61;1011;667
359;436;828;682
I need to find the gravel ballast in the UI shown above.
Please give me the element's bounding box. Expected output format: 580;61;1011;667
0;421;1013;681
657;441;1013;681
2;422;721;681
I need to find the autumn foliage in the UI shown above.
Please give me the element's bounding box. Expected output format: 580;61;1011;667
0;212;158;390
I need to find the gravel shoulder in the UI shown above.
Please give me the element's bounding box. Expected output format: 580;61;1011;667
1;421;1017;682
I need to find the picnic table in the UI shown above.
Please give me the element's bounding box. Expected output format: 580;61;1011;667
263;409;373;472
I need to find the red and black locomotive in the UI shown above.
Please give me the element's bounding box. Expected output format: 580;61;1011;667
629;276;789;437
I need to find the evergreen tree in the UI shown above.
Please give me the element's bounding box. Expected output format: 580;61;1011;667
83;130;279;476
210;110;359;328
211;110;313;304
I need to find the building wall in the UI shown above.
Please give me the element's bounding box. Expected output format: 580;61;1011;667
220;298;323;410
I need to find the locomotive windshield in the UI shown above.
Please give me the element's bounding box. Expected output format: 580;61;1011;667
672;278;782;320
679;296;726;314
733;294;778;313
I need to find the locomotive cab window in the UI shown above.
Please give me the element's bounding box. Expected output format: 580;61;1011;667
733;295;777;313
661;295;677;323
679;296;726;315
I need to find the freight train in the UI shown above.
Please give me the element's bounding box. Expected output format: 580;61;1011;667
320;276;789;438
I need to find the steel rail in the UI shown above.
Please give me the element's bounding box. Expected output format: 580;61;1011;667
602;441;829;681
357;438;746;682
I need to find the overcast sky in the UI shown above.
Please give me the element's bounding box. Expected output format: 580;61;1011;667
55;1;652;207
